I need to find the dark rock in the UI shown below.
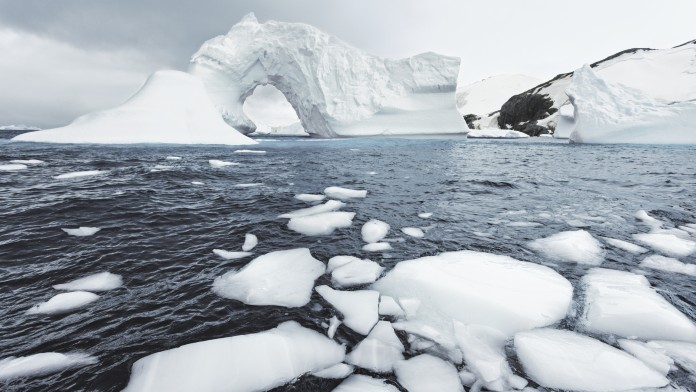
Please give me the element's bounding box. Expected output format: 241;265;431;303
497;93;557;131
463;114;481;129
520;123;550;137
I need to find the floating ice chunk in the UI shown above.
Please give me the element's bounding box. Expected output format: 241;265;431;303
362;242;392;252
418;212;432;219
346;321;404;373
213;248;324;307
378;296;404;317
191;181;204;185
618;339;674;376
331;259;384;287
640;254;696;276
287;211;355;236
633;233;696;258
234;183;262;188
10;159;44;165
279;200;345;218
27;291;99;315
212;249;253;260
528;229;604;265
636;210;663;229
315;286;379;335
328;316;341;339
241;233;257;251
394;354;463;392
361;220;390;243
208;159;238;168
53;272;122;292
324;186;367;200
332;375;400;392
54;170;103;179
506;221;542;228
312;363;353;379
0;164;28;171
165;156;182;160
327;255;361;273
372;251;572;338
514;329;668;391
0;352;97;381
294;193;326;203
61;227;101;237
122;321;345;392
401;227;425;238
651;340;696;374
581;268;696;342
150;165;174;172
233;149;266;154
602;237;648;254
392;320;460;363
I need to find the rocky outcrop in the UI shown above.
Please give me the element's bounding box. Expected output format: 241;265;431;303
497;93;556;135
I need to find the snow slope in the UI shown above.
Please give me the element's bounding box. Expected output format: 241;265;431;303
456;74;541;117
13;71;256;145
190;13;466;137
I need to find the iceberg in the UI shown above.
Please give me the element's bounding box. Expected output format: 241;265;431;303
528;229;604;265
122;321;345;392
53;272;122;292
13;71;256;145
0;352;97;381
189;14;466;137
315;286;379;335
27;291;99;315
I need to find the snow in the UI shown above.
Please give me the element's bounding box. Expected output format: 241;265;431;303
61;227;101;237
602;237;648;254
563;65;696;144
362;219;390;243
324;186;367;200
312;363;353;379
617;339;673;376
208;160;238;168
466;129;529;139
651;340;696;374
14;71;256;146
378;296;404;317
514;329;668;391
53;272;122;292
456;74;541;117
212;249;253;260
241;233;257;251
233;149;266;154
346;321;404;373
0;164;27;171
580;268;696;342
315;286;379;335
331;258;384;287
401;227;425;238
287;211;355;236
122;321;345;392
294;193;326;203
394;354;463;392
27;291;100;315
190;14;465;137
0;352;98;381
418;212;432;219
278;200;345;218
332;375;400;392
372;251;572;338
10;159;44;165
54;170;103;179
633;232;696;258
212;248;325;307
640;254;696;276
362;242;392;252
528;229;604;265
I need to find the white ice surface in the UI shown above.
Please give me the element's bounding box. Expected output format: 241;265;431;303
362;220;390;243
346;321;404;373
165;156;182;160
324;186;367;200
54;170;103;179
122;321;345;392
27;291;99;315
362;242;392;252
466;129;529;139
279;200;345;218
53;272;122;292
287;211;355;236
294;193;326;203
394;354;463;392
208;160;238;168
418;212;432;219
0;352;97;381
212;248;324;307
233;149;266;154
332;375;400;392
401;227;425;238
327;316;341;339
212;249;253;260
633;232;696;258
331;259;384;288
378;296;404;317
515;329;668;391
528;229;604;265
241;233;257;251
640;254;696;276
61;227;101;237
312;363;353;379
651;340;696;375
315;286;379;335
327;256;362;273
602;237;648;254
10;159;44;165
0;164;27;171
581;268;696;342
617;339;673;376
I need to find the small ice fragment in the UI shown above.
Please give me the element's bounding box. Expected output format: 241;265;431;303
152;165;173;170
212;249;253;260
640;254;696;276
528;230;604;265
401;227;425;238
362;220;390;243
312;363;353;379
636;210;663;229
0;164;28;171
288;211;355;236
328;316;341;339
233;149;266;154
234;183;262;188
378;296;404;317
363;242;392;252
27;291;99;315
294;193;326;203
208;159;238;168
418;212;433;219
367;171;377;175
0;352;98;381
618;339;673;376
61;227;100;237
633;233;696;258
324;186;367;200
53;272;122;292
54;170;103;179
242;233;257;251
191;181;204;185
394;354;463;392
332;259;384;287
346;321;404;373
315;286;379;335
506;221;542;227
332;375;400;392
602;237;648;254
279;200;345;218
10;159;44;165
165;156;182;160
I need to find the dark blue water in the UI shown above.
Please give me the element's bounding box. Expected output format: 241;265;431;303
1;135;695;391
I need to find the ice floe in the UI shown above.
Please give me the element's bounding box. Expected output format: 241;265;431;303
324;186;367;200
122;321;344;392
287;211;355;236
278;200;345;218
346;321;404;373
312;363;353;379
327;255;361;273
208;159;238;168
528;229;604;265
514;329;668;391
394;354;463;392
361;220;390;243
54;170;103;179
241;233;257;251
401;227;425;238
418;212;433;219
212;249;253;260
233;149;266;154
617;339;674;376
581;268;696;342
53;272;122;292
332;375;400;392
378;296;404;317
633;233;696;258
27;291;100;315
234;183;262;188
10;159;44;165
602;237;648;254
61;227;101;237
213;248;324;307
0;164;28;171
640;254;696;276
315;286;379;335
331;258;384;288
362;242;392;252
651;340;696;374
165;156;182;160
0;352;98;381
294;193;326;203
191;181;204;185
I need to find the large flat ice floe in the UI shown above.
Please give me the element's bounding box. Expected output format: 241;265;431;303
581;268;696;342
189;13;466;137
122;321;344;392
394;354;463;392
212;248;325;307
515;329;668;391
528;229;604;265
13;71;256;146
0;352;98;381
371;250;573;338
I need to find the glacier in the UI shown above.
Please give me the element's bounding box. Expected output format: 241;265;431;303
189;13;466;137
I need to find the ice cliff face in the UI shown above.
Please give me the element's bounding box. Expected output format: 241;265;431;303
190;13;466;137
564;65;696;144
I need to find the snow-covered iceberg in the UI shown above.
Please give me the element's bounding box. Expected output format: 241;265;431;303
13;71;256;145
189;13;466;137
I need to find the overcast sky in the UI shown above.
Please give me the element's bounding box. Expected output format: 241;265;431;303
1;0;694;128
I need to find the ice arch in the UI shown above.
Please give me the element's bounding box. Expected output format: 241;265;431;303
243;85;306;136
189;13;466;137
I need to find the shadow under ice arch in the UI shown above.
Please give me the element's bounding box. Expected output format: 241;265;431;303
189;13;466;138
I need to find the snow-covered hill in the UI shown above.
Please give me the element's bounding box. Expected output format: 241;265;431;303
190;13;466;137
